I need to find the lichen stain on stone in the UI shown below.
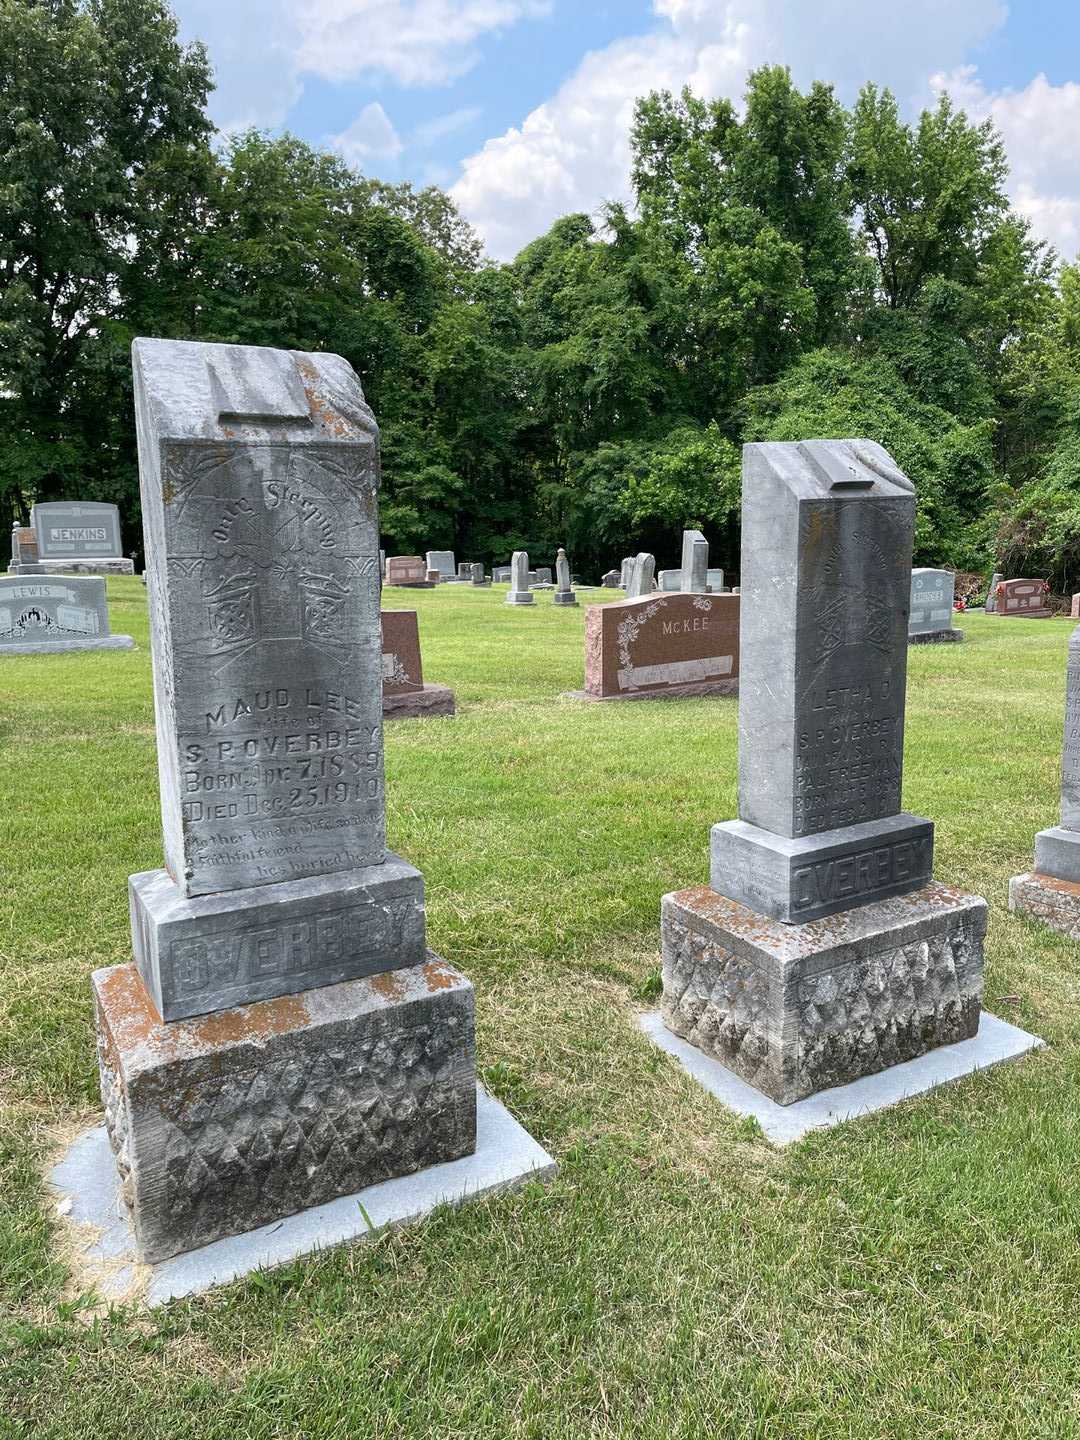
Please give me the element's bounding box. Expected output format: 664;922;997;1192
98;965;163;1057
1031;872;1080;897
296;358;349;440
423;959;457;991
370;971;406;1002
189;991;310;1049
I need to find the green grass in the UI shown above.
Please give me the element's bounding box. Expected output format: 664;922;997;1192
3;579;1080;1438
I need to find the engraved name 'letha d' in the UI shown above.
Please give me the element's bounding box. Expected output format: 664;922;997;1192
134;340;387;895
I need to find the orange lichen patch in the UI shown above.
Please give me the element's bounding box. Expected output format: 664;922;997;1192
423;958;458;992
1030;871;1080;897
95;965;164;1060
189;991;309;1049
370;971;406;1002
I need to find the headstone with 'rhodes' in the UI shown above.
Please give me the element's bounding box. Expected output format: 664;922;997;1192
995;578;1052;617
0;574;134;654
506;550;534;606
578;591;738;701
31;500;134;575
909;568;962;644
1011;625;1080;930
381;609;455;718
87;338;479;1264
659;440;986;1104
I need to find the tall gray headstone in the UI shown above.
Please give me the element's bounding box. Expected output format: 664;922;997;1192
1029;627;1080;883
506;550;534;606
0;574;134;654
91;337;479;1264
680;530;708;593
619;557;634;589
710;440;933;919
625;553;655;599
660;439;986;1104
985;572;1003;612
553;547;577;606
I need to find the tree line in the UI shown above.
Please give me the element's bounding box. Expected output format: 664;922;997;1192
3;0;1079;583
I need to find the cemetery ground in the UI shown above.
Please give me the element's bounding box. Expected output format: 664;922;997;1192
2;579;1079;1440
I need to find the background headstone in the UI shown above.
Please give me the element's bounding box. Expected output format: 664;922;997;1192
381;609;456;717
601;569;620;587
619;557;634;589
31;501;134;574
658;570;682;591
425;550;455;581
680;530;709;593
625;553;655;598
909;568;962;644
470;563;488;586
506;550;534;606
580;592;738;700
386;556;431;586
8;525;43;574
553;547;577;606
705;568;725;593
995;578;1051;617
985;572;1003;612
0;574;134;654
492;566;511;583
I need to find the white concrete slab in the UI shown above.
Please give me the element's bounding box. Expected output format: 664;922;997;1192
50;1085;556;1305
639;1010;1045;1145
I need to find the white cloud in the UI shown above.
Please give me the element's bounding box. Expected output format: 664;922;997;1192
451;0;1010;260
295;0;551;87
413;106;483;146
932;67;1080;261
329;102;404;165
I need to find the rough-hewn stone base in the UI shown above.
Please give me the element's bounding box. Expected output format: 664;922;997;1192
33;557;135;576
382;684;456;718
94;958;476;1262
1009;871;1080;938
661;881;985;1105
909;628;964;644
0;635;135;655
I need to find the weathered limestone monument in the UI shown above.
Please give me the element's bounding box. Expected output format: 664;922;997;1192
680;529;709;593
0;574;134;654
1010;626;1080;935
553;548;577;606
625;552;655;598
31;500;134;575
92;338;480;1263
381;609;456;718
505;551;534;606
909;568;962;644
659;440;987;1104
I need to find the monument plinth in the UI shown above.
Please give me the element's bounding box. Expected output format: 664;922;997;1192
1010;625;1080;933
91;338;480;1262
660;440;986;1104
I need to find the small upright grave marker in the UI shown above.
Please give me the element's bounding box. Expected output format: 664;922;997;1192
553;548;577;607
625;553;655;598
505;551;534;606
680;530;709;593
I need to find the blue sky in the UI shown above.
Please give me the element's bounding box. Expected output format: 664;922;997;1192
171;0;1080;261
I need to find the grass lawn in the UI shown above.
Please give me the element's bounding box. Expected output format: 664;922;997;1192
3;578;1080;1438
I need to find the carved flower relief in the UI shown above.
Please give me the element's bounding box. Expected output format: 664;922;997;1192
616;598;665;670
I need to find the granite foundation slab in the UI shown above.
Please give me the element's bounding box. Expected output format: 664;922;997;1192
383;684;456;718
710;812;934;923
566;679;737;702
660;881;985;1105
0;635;135;655
909;628;964;645
639;1009;1043;1145
30;557;135;576
130;857;426;1021
50;1085;555;1305
93;958;477;1262
1009;871;1080;938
